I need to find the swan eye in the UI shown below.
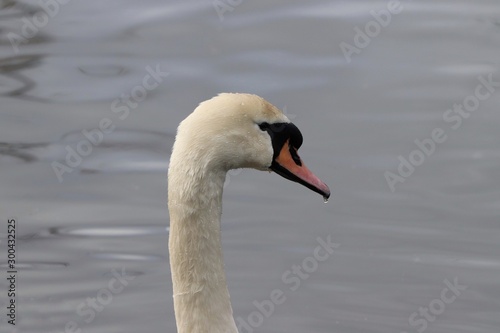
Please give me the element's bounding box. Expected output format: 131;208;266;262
258;122;286;133
258;122;270;131
258;121;304;162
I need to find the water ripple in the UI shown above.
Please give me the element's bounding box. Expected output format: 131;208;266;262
36;225;168;238
1;129;173;173
91;252;163;262
0;262;68;270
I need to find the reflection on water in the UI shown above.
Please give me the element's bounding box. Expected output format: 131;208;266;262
42;225;167;238
1;1;500;333
0;129;172;176
0;262;68;270
78;64;127;78
0;55;43;99
0;142;44;162
0;0;51;48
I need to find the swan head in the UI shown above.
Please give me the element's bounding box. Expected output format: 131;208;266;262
171;93;330;198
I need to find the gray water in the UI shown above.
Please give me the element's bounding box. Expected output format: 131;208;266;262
1;1;499;332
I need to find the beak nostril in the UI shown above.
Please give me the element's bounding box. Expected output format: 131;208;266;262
289;146;302;166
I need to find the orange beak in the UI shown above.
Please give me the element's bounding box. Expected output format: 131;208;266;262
271;139;330;199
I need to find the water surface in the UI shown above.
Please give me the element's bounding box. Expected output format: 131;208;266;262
1;1;499;332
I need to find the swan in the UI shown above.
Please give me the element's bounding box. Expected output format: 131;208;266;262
168;93;330;333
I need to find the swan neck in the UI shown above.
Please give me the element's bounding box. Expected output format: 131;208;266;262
168;162;238;333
